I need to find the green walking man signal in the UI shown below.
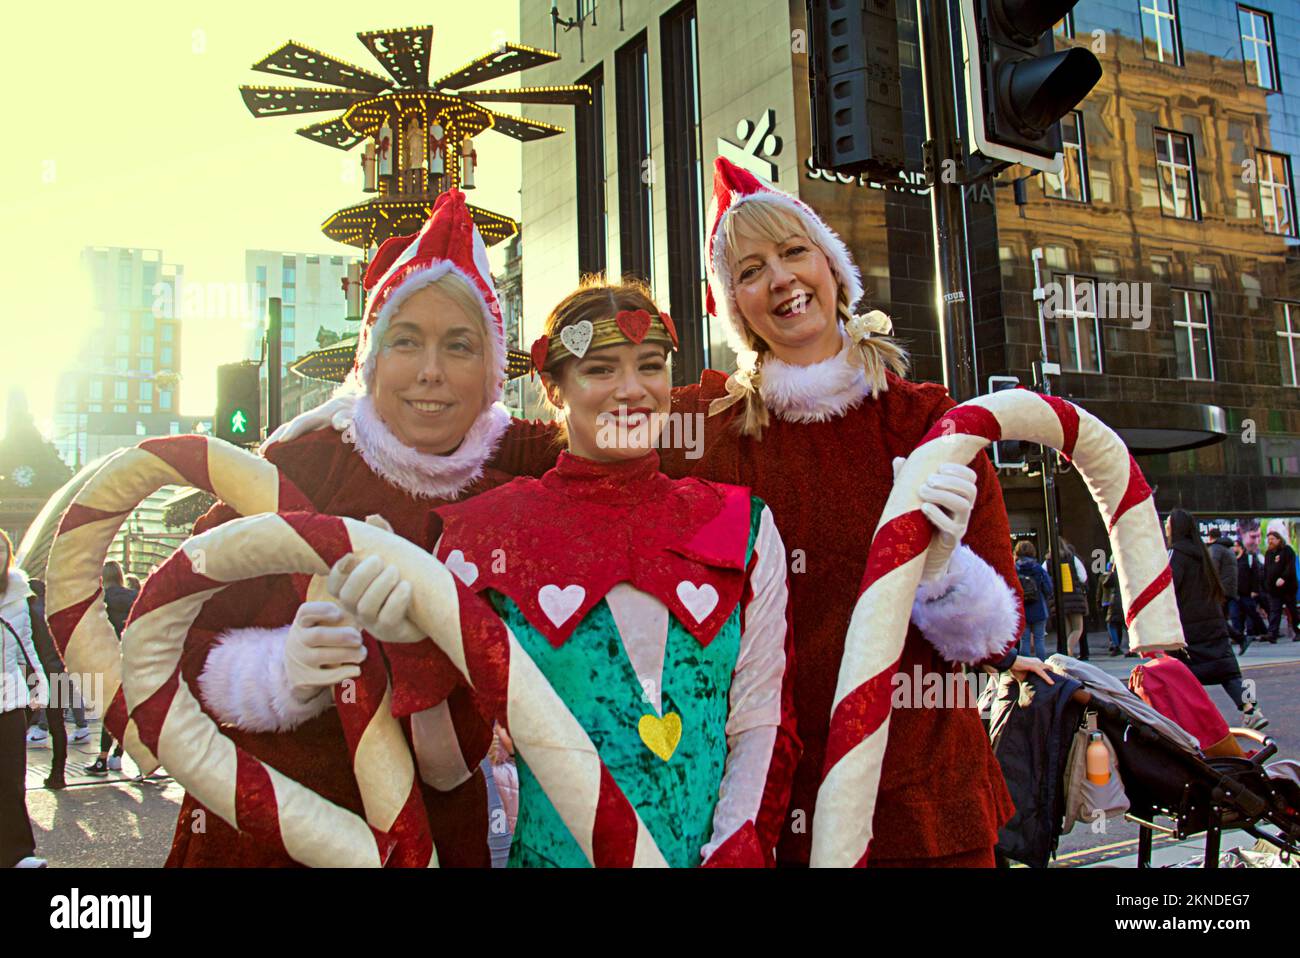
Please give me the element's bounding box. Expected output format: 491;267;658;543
216;362;262;446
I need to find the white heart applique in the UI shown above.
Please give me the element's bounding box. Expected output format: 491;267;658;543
538;584;586;627
559;320;594;358
675;581;719;624
444;550;479;586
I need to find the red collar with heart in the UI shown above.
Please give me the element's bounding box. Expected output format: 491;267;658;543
435;451;752;647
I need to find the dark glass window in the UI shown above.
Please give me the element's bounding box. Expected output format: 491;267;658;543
1172;288;1214;381
615;32;654;285
1238;6;1279;90
1155;129;1199;219
661;2;707;381
575;65;607;277
1140;0;1183;65
1257;150;1296;236
1043;111;1089;202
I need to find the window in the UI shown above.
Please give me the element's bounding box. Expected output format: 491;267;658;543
112;403;127;413
139;357;153;374
161;346;174;367
283;285;296;305
139;381;152;401
137;405;151;415
1043;111;1089;202
1050;274;1103;373
1155;129;1199;219
1172;289;1214;380
162;323;174;342
116;333;130;354
1140;0;1183;65
661;1;707;379
87;403;102;413
139;335;154;355
615;33;654;285
1258;151;1296;236
89;380;104;400
139;315;154;332
115;357;130;373
1278;303;1300;387
1239;7;1279;90
160;390;174;411
114;380;128;400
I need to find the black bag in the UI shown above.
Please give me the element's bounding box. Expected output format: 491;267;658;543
1019;571;1040;605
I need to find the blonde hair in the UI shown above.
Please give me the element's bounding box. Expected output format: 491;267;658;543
719;198;908;438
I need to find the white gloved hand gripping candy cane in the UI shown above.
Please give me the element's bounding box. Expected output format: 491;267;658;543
811;389;1185;868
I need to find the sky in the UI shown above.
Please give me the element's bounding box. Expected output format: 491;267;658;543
0;1;523;436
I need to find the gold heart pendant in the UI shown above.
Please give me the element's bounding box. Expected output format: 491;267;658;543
637;712;683;762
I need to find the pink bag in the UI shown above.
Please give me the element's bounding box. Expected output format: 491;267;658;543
1128;654;1230;752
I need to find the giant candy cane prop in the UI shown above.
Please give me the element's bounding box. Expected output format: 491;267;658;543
43;436;436;865
124;510;671;868
811;390;1185;868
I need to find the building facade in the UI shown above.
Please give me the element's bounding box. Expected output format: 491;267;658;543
519;0;1300;561
54;247;185;469
244;250;358;423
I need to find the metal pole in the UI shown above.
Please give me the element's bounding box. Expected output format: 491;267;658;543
267;296;282;435
917;0;978;402
1031;247;1070;654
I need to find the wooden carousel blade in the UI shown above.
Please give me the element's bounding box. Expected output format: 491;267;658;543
252;41;392;92
485;109;565;142
296;118;366;151
460;85;591;107
357;25;433;89
435;43;559;91
240;85;371;118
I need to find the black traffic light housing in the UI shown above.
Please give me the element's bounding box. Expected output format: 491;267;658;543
215;361;262;446
807;0;906;179
961;1;1101;172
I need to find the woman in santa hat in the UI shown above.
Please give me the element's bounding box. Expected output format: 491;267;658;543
496;158;1050;867
330;278;799;866
166;190;512;867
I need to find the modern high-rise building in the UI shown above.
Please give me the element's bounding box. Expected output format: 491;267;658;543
517;0;1300;561
53;247;188;469
244;250;359;422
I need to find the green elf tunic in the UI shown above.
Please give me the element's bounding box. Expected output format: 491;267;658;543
428;450;801;867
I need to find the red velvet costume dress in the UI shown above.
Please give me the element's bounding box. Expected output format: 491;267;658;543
494;344;1022;866
166;398;509;867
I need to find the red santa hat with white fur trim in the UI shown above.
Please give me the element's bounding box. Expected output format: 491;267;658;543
346;189;506;405
705;156;863;354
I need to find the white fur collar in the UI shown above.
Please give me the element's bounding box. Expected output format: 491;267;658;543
757;332;870;423
342;395;511;501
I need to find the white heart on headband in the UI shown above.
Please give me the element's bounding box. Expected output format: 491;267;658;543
559;320;594;359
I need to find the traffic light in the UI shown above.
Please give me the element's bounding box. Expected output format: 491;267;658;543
807;0;905;179
215;361;261;446
988;375;1027;470
960;1;1102;172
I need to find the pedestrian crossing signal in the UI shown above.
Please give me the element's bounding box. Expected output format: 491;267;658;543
216;362;261;446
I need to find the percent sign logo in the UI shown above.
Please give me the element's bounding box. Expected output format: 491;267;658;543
718;110;783;183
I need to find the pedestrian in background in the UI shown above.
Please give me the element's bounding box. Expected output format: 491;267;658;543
25;578;87;788
1014;540;1053;659
1230;539;1267;648
1263;522;1299;642
1045;538;1089;659
1165;509;1267;729
1;529;49;867
1098;557;1131;656
85;561;136;776
1206;528;1240;642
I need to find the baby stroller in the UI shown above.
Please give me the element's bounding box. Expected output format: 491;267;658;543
985;655;1300;868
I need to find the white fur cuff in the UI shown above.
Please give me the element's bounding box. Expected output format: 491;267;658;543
911;546;1019;665
198;626;333;733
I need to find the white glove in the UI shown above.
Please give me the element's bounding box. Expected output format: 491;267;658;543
893;456;978;582
326;552;423;645
284;601;367;703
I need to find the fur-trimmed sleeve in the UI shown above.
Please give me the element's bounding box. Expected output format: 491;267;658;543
197;625;333;732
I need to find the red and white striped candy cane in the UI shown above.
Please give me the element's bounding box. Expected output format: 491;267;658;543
44;435;436;866
44;436;312;769
125;510;670;867
811;389;1184;867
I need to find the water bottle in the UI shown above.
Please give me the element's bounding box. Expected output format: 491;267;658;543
1086;730;1110;786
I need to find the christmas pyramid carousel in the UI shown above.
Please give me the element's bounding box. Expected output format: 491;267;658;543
239;24;585;383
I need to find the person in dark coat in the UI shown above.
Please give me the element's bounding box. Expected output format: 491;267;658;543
1044;539;1089;659
84;561;136;776
1015;540;1054;659
1165;509;1266;728
1231;539;1268;645
1098;557;1130;656
1206;529;1239;640
1263;521;1299;642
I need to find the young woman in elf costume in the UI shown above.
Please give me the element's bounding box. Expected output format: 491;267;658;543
165;191;509;867
332;280;800;867
494;159;1051;867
